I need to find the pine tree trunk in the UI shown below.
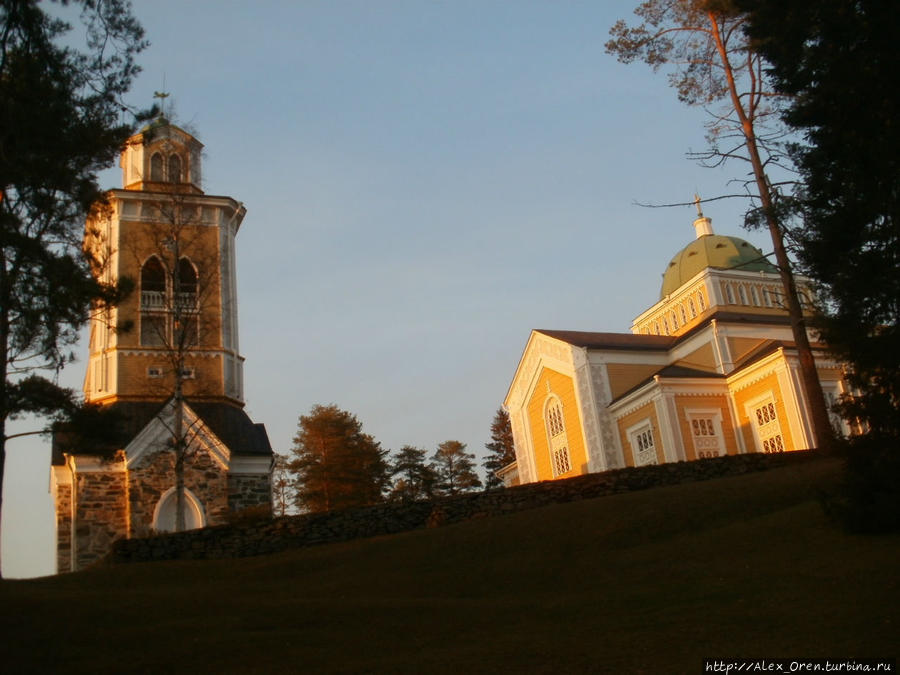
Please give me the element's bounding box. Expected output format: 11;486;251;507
709;13;834;453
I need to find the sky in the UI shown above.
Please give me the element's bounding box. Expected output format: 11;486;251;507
2;0;768;578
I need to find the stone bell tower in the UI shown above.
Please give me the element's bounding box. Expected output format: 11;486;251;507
51;118;272;573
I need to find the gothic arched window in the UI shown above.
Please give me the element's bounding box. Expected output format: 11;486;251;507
150;152;164;181
168;153;182;183
140;256;167;346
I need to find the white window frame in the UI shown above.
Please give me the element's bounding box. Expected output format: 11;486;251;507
626;420;658;467
544;396;571;478
685;409;725;459
745;393;786;454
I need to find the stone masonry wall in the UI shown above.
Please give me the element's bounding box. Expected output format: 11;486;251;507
74;469;129;571
128;447;231;537
228;474;272;512
55;483;73;574
106;451;822;566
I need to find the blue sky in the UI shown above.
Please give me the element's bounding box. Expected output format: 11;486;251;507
2;0;768;577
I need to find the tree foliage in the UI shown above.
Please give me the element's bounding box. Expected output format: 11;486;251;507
741;0;900;439
388;445;436;503
289;404;388;513
483;408;515;489
430;440;482;496
0;0;147;575
606;0;834;452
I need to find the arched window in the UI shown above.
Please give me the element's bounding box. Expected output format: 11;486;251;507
697;291;706;311
750;286;760;306
725;283;735;304
688;298;697;318
168;153;182;183
150;152;164;181
544;396;571;477
680;304;688;325
140;256;166;301
152;487;206;532
738;284;748;305
176;257;198;301
140;257;167;346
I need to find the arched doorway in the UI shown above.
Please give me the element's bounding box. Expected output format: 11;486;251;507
152;487;206;532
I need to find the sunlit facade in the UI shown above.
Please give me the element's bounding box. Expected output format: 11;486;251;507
50;120;272;572
504;213;848;484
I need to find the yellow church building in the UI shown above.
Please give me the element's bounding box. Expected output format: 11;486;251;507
504;210;848;485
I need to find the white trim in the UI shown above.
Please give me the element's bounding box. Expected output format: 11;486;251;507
152;486;207;532
684;407;726;458
124;398;231;471
625;419;658;467
229;455;273;474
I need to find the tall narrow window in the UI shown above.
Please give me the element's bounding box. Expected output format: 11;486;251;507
687;412;723;458
752;398;784;453
725;283;735;304
150;152;164;181
688;297;697;318
168;154;182;183
697;291;706;311
738;284;748;305
176;257;198;309
629;422;658;466
140;257;167;346
544;397;571;477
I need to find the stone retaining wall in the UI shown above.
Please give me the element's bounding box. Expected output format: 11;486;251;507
105;451;821;566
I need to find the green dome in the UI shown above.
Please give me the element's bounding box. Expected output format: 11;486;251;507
660;234;777;299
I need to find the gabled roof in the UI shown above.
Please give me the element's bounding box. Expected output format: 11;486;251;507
609;364;727;406
535;329;675;351
52;399;271;465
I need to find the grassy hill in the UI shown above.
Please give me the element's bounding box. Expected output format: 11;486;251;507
2;456;896;674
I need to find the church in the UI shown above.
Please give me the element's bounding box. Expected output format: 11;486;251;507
504;208;848;485
51;119;273;573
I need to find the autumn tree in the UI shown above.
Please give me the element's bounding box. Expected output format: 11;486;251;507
606;0;834;452
483;408;515;489
430;440;482;496
289;404;388;513
388;445;436;502
0;0;147;573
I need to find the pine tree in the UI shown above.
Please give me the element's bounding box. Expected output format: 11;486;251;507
741;0;900;531
388;445;436;502
289;404;388;513
0;0;148;575
606;0;834;453
430;440;482;496
483;408;516;489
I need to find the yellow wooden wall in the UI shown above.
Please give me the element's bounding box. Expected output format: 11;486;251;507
525;367;589;480
731;372;795;452
615;402;663;467
673;394;738;459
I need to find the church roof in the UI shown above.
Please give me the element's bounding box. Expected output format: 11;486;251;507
52;400;272;465
536;329;675;351
660;234;777;299
610;365;726;405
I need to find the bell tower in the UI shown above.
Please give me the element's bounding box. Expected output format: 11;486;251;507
84;118;246;407
53;117;272;573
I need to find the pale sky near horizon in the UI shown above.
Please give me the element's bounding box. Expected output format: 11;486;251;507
2;0;770;578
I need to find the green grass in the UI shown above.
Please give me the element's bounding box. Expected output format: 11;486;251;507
2;457;897;674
